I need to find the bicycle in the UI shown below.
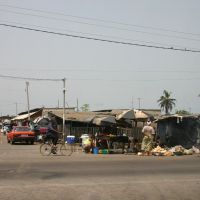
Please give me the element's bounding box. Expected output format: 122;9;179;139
40;136;82;156
40;136;73;156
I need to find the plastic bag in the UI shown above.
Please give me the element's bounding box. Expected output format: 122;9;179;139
192;146;200;154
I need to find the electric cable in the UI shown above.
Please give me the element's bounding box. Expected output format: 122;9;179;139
1;4;199;37
1;66;200;74
68;77;200;82
1;20;198;51
0;9;200;42
1;73;199;82
1;23;199;52
0;74;63;81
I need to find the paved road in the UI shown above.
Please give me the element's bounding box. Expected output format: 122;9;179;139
0;135;200;200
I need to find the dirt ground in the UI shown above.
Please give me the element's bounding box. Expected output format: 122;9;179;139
0;135;200;200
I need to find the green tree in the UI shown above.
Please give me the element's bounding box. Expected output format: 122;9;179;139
175;109;190;115
81;104;90;112
157;90;176;115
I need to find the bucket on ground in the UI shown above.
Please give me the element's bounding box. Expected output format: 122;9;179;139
98;149;109;154
102;149;109;154
93;147;99;154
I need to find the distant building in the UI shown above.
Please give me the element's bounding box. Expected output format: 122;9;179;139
11;107;76;125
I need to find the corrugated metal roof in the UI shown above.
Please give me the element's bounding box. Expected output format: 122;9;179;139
115;109;135;120
11;111;38;120
45;109;153;124
51;111;117;125
92;115;116;125
134;110;148;120
142;109;161;119
155;114;200;122
52;111;96;123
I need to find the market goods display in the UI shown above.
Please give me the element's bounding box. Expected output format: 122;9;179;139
151;145;195;156
151;146;167;156
163;151;173;156
136;144;198;156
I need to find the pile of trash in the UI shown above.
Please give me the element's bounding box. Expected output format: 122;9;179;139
138;145;200;156
153;145;200;156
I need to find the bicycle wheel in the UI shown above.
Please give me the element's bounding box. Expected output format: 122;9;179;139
40;143;52;156
60;143;72;156
73;143;83;153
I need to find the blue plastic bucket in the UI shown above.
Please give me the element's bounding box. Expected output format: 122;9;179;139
93;147;99;154
66;136;75;144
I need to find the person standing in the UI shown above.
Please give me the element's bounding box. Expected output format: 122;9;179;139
141;120;155;155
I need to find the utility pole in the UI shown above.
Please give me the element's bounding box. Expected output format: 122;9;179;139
76;98;79;112
131;96;134;109
15;102;18;115
58;99;60;108
62;78;66;140
26;81;30;121
137;98;141;110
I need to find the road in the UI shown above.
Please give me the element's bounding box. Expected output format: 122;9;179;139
0;135;200;200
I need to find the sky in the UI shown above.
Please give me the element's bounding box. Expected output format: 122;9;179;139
0;0;200;116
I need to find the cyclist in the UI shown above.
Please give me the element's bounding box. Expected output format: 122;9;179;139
46;116;59;153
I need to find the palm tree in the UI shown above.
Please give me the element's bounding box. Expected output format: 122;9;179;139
157;90;176;114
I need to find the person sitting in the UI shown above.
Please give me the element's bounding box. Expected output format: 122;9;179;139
82;136;92;153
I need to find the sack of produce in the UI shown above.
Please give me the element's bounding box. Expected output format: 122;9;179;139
192;146;200;154
184;149;193;155
151;146;166;156
163;151;173;156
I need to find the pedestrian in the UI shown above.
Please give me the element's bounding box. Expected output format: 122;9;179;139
0;129;3;144
141;120;155;155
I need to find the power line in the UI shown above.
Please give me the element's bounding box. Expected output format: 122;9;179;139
1;4;199;37
2;20;200;51
1;9;200;42
69;77;200;82
0;74;62;81
1;66;200;73
1;23;199;53
2;19;197;50
0;74;199;83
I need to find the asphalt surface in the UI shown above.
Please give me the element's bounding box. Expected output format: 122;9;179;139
0;135;200;200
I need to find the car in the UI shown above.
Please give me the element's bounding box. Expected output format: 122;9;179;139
7;126;35;145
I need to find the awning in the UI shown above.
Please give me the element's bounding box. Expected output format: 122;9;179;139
92;115;116;126
11;111;38;121
116;109;135;120
134;110;148;120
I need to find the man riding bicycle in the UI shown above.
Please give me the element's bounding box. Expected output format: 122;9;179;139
46;116;59;153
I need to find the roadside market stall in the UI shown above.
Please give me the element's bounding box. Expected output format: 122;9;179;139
93;134;129;154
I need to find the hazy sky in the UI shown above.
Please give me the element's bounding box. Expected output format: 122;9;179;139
0;0;200;116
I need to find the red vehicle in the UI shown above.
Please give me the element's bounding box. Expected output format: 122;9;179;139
7;126;35;145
